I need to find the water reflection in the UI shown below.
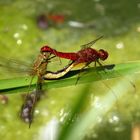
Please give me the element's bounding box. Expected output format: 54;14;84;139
38;118;59;140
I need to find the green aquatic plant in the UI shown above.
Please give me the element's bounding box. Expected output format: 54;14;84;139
0;61;140;94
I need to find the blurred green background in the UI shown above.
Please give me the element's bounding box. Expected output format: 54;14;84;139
0;0;140;140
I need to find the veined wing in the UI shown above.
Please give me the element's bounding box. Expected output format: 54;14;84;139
0;56;33;74
80;36;103;49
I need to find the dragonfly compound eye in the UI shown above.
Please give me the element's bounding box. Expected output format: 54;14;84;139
99;49;108;60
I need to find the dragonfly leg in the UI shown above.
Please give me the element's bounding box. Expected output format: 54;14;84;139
96;60;106;73
75;62;91;85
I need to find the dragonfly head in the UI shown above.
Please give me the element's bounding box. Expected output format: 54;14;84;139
41;52;51;61
98;49;108;61
40;46;53;62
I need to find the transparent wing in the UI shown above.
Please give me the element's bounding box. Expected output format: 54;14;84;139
0;56;32;74
80;36;103;49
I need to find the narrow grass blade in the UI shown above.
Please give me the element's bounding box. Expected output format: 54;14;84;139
0;61;140;94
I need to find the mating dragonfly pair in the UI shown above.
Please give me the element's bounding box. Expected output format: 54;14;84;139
20;36;108;127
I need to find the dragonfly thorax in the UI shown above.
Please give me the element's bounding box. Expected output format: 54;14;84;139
31;53;50;77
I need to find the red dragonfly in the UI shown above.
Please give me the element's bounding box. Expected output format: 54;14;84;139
40;36;108;80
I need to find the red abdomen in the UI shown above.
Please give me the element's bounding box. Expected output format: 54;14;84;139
41;46;78;61
55;52;78;61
